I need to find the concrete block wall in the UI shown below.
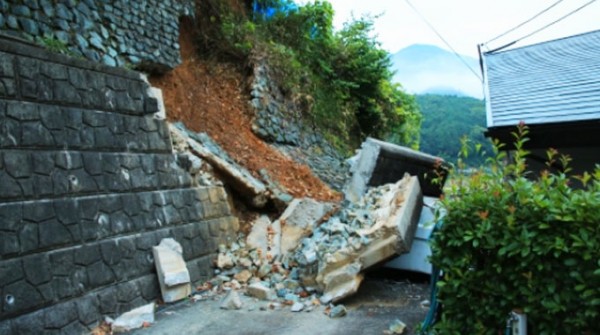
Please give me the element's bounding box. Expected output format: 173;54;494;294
0;35;238;334
0;0;194;71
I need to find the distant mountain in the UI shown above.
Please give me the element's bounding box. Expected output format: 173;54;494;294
391;44;483;99
416;94;492;166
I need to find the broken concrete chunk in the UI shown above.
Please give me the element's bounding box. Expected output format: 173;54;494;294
344;140;381;203
220;290;243;310
246;215;281;262
217;253;235;269
345;137;448;201
247;282;275;301
153;238;192;303
389;319;407;334
328;304;347;318
290;302;304;312
279;198;336;255
173;123;269;208
318;262;363;304
111;303;155;333
259;169;294;209
234;269;253;283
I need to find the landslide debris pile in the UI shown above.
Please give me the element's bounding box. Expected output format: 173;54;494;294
198;175;422;312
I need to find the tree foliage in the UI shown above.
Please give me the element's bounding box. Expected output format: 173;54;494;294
196;0;421;152
416;94;492;165
430;125;600;334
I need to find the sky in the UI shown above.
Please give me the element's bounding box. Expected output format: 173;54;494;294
299;0;600;58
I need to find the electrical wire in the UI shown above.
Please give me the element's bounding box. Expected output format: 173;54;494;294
512;0;598;44
489;0;598;53
403;0;482;82
484;0;565;45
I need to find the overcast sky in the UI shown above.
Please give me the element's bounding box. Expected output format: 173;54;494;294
305;0;600;58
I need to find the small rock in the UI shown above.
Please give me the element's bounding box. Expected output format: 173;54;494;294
234;269;253;284
284;293;298;302
420;300;430;308
217;253;235;269
290;302;304;312
111;303;155;333
329;305;347;318
257;263;271;278
220;290;243;310
238;257;253;268
247;282;275;301
276;288;287;298
389;319;407;334
319;293;333;305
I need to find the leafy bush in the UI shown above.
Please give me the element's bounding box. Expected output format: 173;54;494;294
430;124;600;334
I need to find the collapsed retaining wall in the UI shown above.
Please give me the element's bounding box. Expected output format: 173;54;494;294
0;0;194;71
0;35;237;334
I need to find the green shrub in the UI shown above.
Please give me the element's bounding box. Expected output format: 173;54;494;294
430;124;600;334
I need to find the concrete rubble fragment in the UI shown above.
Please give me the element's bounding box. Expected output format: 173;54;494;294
328;304;347;318
278;198;336;256
169;124;221;187
247;282;276;301
234;269;253;283
153;238;192;303
389;319;407;334
176;124;269;208
260;169;294;209
246;215;281;262
220;290;243;310
290;302;304;312
345;137;448;202
111;303;155;333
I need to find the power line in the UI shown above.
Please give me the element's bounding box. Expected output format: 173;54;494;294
512;0;598;44
484;0;564;45
403;0;482;82
491;0;598;52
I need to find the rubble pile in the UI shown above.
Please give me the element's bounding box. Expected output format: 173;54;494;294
200;174;422;312
133;122;426;322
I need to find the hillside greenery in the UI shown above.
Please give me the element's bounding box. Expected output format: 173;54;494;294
196;0;421;153
417;94;492;166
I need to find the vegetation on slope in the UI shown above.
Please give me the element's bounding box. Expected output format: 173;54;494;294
196;0;421;153
416;94;492;166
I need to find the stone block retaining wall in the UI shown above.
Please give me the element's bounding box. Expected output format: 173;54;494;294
0;35;238;334
0;0;194;71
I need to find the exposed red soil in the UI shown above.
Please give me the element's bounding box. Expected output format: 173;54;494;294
150;22;341;203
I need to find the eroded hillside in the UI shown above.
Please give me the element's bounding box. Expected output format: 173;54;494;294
150;21;340;204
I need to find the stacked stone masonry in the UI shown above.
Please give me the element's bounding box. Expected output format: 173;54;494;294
0;0;194;71
0;36;238;334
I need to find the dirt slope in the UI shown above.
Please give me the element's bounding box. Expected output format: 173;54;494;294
150;23;340;203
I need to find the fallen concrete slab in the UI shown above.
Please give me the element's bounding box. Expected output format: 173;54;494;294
171;123;269;208
246;215;282;263
345;137;448;203
111;303;155;333
385;196;440;274
296;175;423;302
153;238;192;303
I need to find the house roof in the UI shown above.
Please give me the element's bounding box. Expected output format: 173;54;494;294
482;30;600;130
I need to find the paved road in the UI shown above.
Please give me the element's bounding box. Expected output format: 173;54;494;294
131;271;430;335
